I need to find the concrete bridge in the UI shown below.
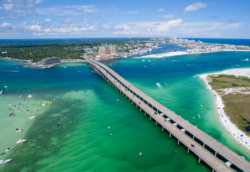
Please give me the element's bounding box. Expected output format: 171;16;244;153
87;59;250;172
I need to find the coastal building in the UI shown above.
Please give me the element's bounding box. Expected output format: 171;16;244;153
236;46;250;49
41;57;61;65
1;51;7;54
99;45;118;55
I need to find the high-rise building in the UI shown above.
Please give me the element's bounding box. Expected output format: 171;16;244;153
99;45;118;55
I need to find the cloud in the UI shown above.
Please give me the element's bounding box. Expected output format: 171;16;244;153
212;2;216;5
76;7;85;13
204;32;221;37
184;2;207;12
158;8;165;12
128;24;135;26
21;21;28;25
126;11;138;14
45;18;52;23
211;16;219;19
3;4;13;10
62;17;73;24
162;14;175;19
35;0;44;4
230;18;236;22
153;23;161;25
1;22;12;28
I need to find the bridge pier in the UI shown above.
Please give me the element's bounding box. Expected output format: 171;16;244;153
178;140;180;145
155;121;157;125
193;135;195;140
162;127;164;131
150;116;151;120
199;157;201;163
145;112;146;116
203;143;205;148
169;133;171;138
215;152;217;157
187;148;189;154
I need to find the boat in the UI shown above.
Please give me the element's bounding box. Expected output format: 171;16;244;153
0;159;12;165
201;104;205;107
27;94;33;98
15;128;23;132
16;139;27;144
0;152;5;156
4;85;7;88
246;58;249;61
117;99;119;102
26;110;32;113
17;109;22;112
18;95;22;97
8;108;13;111
0;91;3;94
5;147;13;152
13;105;18;108
9;113;15;117
29;116;36;119
18;103;23;106
142;59;145;61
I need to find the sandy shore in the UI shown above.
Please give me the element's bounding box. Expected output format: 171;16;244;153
138;51;188;58
200;68;250;150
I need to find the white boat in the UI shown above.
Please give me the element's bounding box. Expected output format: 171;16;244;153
16;139;27;144
142;59;145;61
0;91;3;94
0;159;12;165
27;94;33;98
15;128;23;132
29;116;36;119
246;58;249;61
4;85;7;88
5;147;13;152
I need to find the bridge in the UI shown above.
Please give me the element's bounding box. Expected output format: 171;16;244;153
87;59;250;172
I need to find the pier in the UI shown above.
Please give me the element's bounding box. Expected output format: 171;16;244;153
87;59;250;172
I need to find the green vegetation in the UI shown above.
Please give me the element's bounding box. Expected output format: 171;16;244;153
209;75;250;136
209;74;250;89
0;38;151;62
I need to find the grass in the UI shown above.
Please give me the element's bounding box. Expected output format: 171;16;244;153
208;75;250;136
209;75;250;89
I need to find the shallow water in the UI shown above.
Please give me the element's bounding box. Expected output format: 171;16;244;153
1;48;250;171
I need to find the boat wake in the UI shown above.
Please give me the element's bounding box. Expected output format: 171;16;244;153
0;70;19;72
156;83;164;90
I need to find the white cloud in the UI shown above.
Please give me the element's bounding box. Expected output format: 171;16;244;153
35;0;43;4
3;4;13;10
158;8;165;12
27;23;42;31
45;18;52;23
162;14;175;19
204;32;221;37
230;18;236;22
21;21;28;25
62;17;73;24
1;22;12;28
126;11;138;14
184;2;207;12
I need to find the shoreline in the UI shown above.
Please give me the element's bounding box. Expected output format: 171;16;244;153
200;68;250;150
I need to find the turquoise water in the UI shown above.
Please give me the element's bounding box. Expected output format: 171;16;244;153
1;49;250;171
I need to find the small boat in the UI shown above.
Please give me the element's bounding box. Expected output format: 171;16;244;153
17;109;22;112
26;110;32;113
23;99;28;102
4;85;7;88
18;95;22;97
142;59;145;61
27;94;33;98
15;128;23;132
0;152;5;156
16;139;27;144
9;113;15;117
13;105;19;108
0;159;12;165
29;116;36;119
0;91;3;94
117;99;119;102
5;147;13;152
245;58;249;61
8;108;13;111
201;104;205;107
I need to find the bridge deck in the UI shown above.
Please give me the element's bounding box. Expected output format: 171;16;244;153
88;60;250;172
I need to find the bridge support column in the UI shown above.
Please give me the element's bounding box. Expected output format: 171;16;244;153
155;121;157;125
198;157;201;163
162;127;164;131
215;152;217;157
187;148;189;154
140;108;141;112
145;112;146;116
132;102;133;105
193;135;195;140
203;143;205;148
169;133;171;138
212;169;214;172
178;140;180;145
150;116;151;120
136;104;137;108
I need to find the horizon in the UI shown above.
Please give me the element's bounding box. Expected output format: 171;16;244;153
0;0;250;39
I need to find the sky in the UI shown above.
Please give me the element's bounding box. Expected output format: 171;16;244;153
0;0;250;39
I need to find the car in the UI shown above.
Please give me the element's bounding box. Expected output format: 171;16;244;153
191;144;195;148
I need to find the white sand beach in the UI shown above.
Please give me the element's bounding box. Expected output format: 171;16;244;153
200;68;250;150
138;51;188;58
